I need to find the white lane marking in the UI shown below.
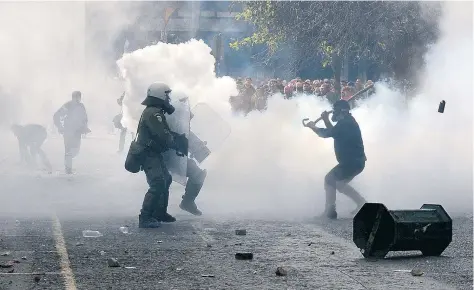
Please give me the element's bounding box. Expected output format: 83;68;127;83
51;215;77;290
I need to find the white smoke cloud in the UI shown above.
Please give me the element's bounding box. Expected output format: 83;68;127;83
120;1;472;220
0;2;137;131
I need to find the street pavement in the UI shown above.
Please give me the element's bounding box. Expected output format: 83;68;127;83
0;134;472;290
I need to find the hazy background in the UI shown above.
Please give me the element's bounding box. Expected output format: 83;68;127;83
0;1;471;221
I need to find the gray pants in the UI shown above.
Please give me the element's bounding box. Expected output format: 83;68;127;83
118;128;127;152
63;132;82;171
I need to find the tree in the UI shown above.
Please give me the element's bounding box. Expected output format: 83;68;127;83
230;1;441;91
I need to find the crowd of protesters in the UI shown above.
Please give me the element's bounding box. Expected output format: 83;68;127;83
229;77;376;115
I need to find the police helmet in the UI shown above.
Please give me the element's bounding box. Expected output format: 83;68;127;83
147;82;171;101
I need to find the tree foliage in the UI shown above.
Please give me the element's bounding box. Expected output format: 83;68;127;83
231;1;442;84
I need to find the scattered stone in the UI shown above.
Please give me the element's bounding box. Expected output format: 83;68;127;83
0;251;10;256
235;229;247;236
275;267;288;276
206;243;212;248
411;269;424;277
7;268;14;273
308;242;313;246
0;261;14;268
235;253;253;260
124;250;129;254
100;251;106;256
34;276;41;283
285;233;292;237
21;256;27;260
107;258;120;267
192;231;197;234
119;226;129;234
157;241;163;244
330;251;335;255
176;267;183;271
125;266;136;269
12;260;20;264
75;242;84;246
234;242;243;246
201;274;215;278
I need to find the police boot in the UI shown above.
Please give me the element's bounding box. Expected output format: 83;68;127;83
180;169;206;216
154;191;176;223
139;192;161;228
179;183;203;216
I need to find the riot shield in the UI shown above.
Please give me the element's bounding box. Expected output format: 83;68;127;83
189;102;231;163
162;96;190;185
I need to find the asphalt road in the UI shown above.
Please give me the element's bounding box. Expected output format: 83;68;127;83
0;134;472;290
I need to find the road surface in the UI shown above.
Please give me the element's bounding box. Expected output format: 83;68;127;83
0;134;472;290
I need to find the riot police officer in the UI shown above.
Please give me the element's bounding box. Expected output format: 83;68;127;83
53;91;90;174
11;124;52;173
133;82;188;228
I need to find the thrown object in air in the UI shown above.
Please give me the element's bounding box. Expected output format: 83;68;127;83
353;203;452;259
438;100;446;113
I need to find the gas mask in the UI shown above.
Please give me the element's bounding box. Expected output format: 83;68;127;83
162;92;175;115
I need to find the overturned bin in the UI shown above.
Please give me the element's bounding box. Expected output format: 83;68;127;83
353;203;452;259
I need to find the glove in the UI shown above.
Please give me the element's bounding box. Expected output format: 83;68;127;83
173;133;189;156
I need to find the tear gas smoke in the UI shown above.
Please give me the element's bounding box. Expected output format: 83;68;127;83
120;1;472;220
0;2;142;217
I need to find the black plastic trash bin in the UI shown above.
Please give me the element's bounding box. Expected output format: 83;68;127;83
353;203;452;259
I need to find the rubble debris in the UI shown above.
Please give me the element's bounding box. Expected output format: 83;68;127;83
0;251;10;256
235;229;247;236
82;230;103;238
285;233;292;237
206;243;212;248
157;241;163;244
21;256;27;260
234;242;243;246
0;261;14;268
107;258;120;267
119;226;129;234
330;251;335;255
75;242;84;246
12;260;20;264
201;274;215;278
411;269;424;276
235;253;253;260
34;275;41;282
7;268;14;273
176;268;183;271
100;251;106;256
308;242;313;246
275;267;288;276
